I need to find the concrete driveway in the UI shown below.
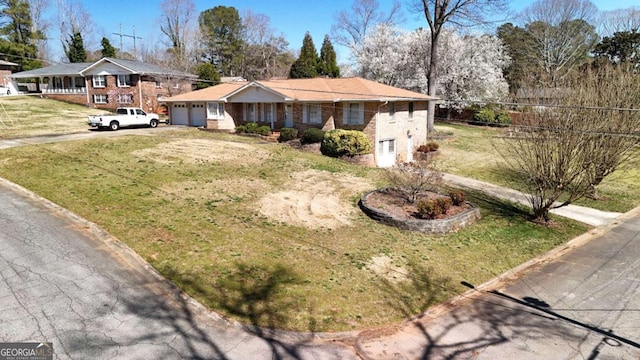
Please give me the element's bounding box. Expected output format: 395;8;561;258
0;180;356;359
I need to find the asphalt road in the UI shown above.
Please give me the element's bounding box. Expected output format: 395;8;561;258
0;180;357;359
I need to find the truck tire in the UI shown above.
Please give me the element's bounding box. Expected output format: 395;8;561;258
109;121;120;131
149;119;158;128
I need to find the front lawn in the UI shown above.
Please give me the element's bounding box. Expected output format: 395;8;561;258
0;129;587;331
0;96;108;139
434;122;640;213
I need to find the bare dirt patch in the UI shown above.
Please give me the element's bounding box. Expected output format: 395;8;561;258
132;139;270;165
259;169;374;230
365;255;409;282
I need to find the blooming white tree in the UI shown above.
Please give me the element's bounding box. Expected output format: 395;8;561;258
356;24;510;107
435;31;510;106
355;24;413;87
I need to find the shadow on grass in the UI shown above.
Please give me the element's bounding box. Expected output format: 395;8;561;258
449;186;531;221
374;260;455;319
157;261;325;359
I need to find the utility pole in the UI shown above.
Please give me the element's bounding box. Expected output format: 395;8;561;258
112;24;142;58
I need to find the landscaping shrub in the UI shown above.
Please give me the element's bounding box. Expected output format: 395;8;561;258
436;197;452;213
473;108;495;123
449;190;466;206
417;198;441;219
236;122;271;136
417;142;439;153
301;128;326;144
320;129;371;157
256;126;271;136
278;127;298;142
495;110;512;124
245;122;260;133
416;196;452;219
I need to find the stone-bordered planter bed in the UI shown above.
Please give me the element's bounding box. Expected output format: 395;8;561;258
359;188;481;234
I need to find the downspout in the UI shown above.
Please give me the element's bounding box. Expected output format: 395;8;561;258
138;74;143;109
376;101;388;167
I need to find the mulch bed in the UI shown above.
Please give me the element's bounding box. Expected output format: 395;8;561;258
365;188;471;220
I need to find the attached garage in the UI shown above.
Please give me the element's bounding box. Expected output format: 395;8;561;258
191;103;206;127
170;103;188;125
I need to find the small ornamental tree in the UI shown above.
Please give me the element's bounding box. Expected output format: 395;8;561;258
386;159;443;204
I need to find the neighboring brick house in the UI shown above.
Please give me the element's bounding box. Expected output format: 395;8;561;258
162;77;437;167
0;60;19;88
9;58;196;113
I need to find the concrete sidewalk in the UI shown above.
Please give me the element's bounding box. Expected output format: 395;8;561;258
443;173;622;226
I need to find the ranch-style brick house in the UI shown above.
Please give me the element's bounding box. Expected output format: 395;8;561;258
9;58;196;113
162;77;437;167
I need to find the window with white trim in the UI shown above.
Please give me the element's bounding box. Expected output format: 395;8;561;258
263;103;275;123
345;102;364;125
93;94;107;104
92;75;106;88
117;74;132;87
303;104;321;124
117;93;134;104
207;102;225;120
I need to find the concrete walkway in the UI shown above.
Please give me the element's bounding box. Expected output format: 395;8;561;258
443;173;622;226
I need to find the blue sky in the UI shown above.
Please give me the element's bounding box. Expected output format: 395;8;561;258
55;0;640;62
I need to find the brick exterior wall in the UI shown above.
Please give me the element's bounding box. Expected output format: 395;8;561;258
40;74;193;114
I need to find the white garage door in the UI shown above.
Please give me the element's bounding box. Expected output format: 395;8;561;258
191;103;206;127
171;103;188;125
377;139;396;168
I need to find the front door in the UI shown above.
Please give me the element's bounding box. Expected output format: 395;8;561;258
285;104;293;128
377;139;396;167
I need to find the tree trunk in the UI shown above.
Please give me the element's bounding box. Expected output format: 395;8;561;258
426;34;439;134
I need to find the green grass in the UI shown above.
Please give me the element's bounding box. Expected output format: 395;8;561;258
434;121;640;213
0;129;588;331
0;96;106;138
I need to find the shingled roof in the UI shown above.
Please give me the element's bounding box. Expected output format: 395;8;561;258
10;58;196;79
164;77;437;103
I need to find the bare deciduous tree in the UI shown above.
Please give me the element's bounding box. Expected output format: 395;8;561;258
28;0;50;60
522;0;599;86
386;159;443;204
159;0;197;68
242;10;291;80
55;0;96;59
331;0;402;76
498;64;640;222
598;7;640;36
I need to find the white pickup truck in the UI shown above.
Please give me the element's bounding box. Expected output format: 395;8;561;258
88;107;160;130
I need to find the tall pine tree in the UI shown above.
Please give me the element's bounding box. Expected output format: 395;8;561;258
289;32;318;79
64;31;87;63
0;0;43;70
318;35;340;78
101;37;117;58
